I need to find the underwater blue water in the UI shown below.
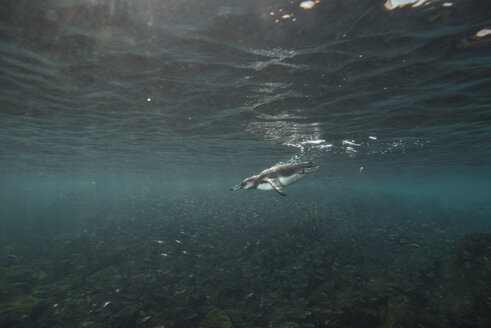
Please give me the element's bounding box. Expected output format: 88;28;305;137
1;0;490;327
1;0;490;205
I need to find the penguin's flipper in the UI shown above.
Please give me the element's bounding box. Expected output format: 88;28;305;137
265;177;288;196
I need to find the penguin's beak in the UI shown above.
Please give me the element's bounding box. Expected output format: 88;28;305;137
231;182;244;191
306;166;319;173
304;164;320;173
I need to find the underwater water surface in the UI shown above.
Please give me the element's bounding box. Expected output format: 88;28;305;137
1;0;490;327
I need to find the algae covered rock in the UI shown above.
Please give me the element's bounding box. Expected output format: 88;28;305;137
455;232;491;269
429;233;491;327
380;295;418;328
275;321;301;328
0;292;42;315
4;264;39;286
198;307;232;328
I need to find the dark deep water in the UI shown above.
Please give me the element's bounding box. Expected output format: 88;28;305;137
1;0;491;327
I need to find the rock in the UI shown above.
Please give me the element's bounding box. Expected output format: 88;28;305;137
276;322;301;328
429;233;491;327
455;233;491;269
198;307;232;328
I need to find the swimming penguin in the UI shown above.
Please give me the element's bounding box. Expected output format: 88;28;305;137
230;162;319;196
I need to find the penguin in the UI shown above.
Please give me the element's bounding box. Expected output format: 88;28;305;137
231;162;319;196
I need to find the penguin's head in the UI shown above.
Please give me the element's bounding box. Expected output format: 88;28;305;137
303;162;320;173
231;177;256;191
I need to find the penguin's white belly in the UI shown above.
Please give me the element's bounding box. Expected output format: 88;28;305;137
279;173;305;186
257;173;305;191
257;183;274;190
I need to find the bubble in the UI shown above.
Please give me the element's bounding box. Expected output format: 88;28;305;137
300;1;316;10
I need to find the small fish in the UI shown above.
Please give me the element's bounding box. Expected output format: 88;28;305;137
139;316;151;323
